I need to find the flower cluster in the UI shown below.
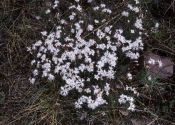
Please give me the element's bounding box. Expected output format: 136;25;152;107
148;58;163;67
116;0;144;60
118;94;135;111
75;84;110;109
28;0;143;110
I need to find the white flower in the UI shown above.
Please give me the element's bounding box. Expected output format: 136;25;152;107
148;58;155;65
157;60;163;67
93;6;100;11
134;0;140;4
121;11;129;17
75;0;79;2
94;19;99;24
125;86;139;96
76;4;82;12
34;40;43;47
29;78;35;84
134;18;143;30
48;74;55;81
155;23;159;28
35;16;41;20
148;76;152;81
131;29;135;33
31;60;36;65
60;19;67;24
118;94;136;111
127;73;132;80
96;29;105;39
104;26;112;34
84;88;91;93
33;69;38;76
87;0;92;3
45;9;51;14
127;4;139;13
87;24;94;31
69;15;75;20
53;0;59;9
60;87;69;96
100;4;106;8
102;9;112;14
104;83;110;95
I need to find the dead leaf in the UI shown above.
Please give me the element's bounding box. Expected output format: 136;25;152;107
119;109;129;116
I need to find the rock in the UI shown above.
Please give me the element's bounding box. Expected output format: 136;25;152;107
144;52;174;79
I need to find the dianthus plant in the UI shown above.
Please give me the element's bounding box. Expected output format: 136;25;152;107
28;0;144;110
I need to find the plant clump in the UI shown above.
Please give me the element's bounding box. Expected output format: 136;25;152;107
28;0;145;111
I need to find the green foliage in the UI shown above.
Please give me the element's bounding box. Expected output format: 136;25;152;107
152;30;166;40
137;68;158;87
